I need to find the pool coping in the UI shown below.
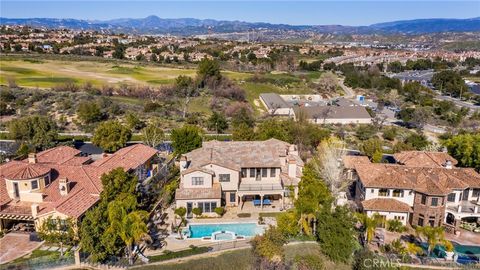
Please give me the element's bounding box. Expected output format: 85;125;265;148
183;221;267;241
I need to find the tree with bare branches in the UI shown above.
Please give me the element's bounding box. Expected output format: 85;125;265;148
312;137;349;205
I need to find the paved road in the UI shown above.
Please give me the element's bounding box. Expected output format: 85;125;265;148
435;95;479;111
338;77;355;98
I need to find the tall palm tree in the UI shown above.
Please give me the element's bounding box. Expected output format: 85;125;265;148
107;198;150;265
415;226;445;256
356;213;382;243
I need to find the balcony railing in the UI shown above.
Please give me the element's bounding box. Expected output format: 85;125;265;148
238;183;283;192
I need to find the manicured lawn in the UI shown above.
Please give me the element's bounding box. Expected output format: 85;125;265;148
8;249;60;264
148;246;210;263
142;243;351;270
143;249;253;270
259;212;282;218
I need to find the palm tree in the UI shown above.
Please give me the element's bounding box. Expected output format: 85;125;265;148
107;198;150;265
356;213;382;243
415;226;445;256
405;242;423;256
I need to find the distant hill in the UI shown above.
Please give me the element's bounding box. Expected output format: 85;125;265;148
370;17;480;33
1;16;479;35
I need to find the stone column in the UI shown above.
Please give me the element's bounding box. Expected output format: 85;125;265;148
261;195;264;209
74;247;81;265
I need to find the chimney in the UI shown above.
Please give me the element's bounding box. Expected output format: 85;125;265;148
444;160;453;170
59;178;70;196
31;204;39;218
288;158;297;178
179;155;188;172
28;153;37;164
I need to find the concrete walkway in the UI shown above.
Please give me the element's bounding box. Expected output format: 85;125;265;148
0;233;44;264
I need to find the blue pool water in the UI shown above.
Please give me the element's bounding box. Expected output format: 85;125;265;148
188;223;264;239
422;242;480;264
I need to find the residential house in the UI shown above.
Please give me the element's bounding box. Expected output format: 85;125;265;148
0;144;159;232
175;139;304;217
344;151;480;230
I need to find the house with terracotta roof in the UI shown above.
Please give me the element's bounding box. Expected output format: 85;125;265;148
175;139;304;217
0;144;160;232
345;151;480;230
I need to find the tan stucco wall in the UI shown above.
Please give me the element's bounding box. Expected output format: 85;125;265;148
182;171;213;188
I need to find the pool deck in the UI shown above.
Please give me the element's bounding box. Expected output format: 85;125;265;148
445;229;480;246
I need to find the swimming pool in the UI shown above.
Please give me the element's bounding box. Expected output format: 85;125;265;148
186;223;264;239
423;242;480;264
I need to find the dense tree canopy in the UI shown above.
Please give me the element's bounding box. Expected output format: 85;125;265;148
80;169;142;263
92;120;132;153
431;70;469;97
445;133;480;171
171;124;202;155
8;115;57;150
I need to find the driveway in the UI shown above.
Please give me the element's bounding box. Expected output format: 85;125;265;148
0;233;43;264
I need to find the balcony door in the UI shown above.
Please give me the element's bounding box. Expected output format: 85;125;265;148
462;189;469;201
256;169;261;181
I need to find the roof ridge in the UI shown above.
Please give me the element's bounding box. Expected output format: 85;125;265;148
81;166;101;194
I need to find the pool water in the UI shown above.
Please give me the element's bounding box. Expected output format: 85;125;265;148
422;242;480;264
188;223;264;239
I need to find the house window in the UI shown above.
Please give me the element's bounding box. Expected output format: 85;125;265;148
270;168;276;177
198;202;217;213
45;175;50;185
447;193;456;202
421;195;427;205
31;180;39;190
192;177;204;186
262;168;268;178
472;189;480;198
219;174;230;182
431;197;438;206
230;192;236;203
429;216;435;227
409;190;413;195
418;217;424;227
250;168;255;178
371;189;374;193
392;189;404;198
58;219;67;231
241;168;247;178
379;189;389;197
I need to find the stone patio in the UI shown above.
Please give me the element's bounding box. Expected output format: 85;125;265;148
0;233;43;264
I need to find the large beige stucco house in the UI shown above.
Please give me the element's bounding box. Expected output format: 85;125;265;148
344;151;480;232
175;139;304;217
0;144;159;232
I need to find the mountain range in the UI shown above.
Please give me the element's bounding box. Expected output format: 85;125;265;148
1;16;479;35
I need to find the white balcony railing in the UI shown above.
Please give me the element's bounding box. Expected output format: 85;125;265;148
238;183;283;192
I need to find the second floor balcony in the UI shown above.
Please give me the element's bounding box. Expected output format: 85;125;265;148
238;183;284;192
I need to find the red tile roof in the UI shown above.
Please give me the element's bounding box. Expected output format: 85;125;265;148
0;144;158;219
362;198;412;213
3;162;51;180
393;151;457;168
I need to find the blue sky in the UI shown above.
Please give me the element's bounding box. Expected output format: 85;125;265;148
1;1;479;26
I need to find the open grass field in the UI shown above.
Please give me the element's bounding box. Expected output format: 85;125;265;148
0;56;251;88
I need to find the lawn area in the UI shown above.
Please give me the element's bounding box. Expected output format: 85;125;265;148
141;243;351;270
0;56;250;88
142;248;254;270
5;249;62;265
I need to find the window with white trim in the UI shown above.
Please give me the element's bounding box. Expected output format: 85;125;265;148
31;180;39;190
192;177;204;186
219;174;230;182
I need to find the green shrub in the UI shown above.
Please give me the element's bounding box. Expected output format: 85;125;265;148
386;219;406;233
192;207;202;217
214;207;225;216
174;207;186;218
237;213;251;218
